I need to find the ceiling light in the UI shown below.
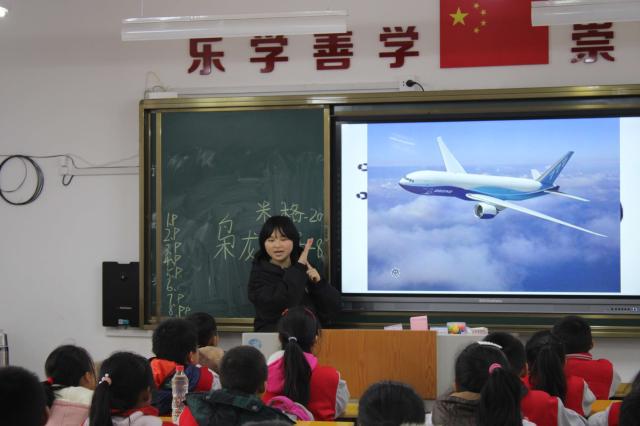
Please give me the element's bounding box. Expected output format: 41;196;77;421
532;0;640;26
0;7;8;18
121;10;348;41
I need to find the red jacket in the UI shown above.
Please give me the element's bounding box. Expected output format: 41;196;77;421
565;353;619;399
523;374;595;417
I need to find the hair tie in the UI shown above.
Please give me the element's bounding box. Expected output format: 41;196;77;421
99;373;112;386
288;336;298;343
46;377;54;385
478;341;503;350
488;363;502;374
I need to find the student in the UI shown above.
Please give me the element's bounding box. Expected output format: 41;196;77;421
358;380;425;426
431;341;531;426
247;215;341;331
178;345;294;426
262;306;349;420
484;332;588;426
150;318;221;415
42;344;96;426
86;351;173;426
0;365;49;426
552;315;621;399
525;330;595;418
186;312;224;374
589;370;640;426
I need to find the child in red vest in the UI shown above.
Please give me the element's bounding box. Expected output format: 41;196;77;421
552;315;621;400
484;332;587;426
589;370;640;426
262;306;349;420
150;318;221;415
525;330;595;418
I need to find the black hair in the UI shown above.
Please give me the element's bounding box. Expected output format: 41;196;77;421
0;366;48;426
455;342;523;426
152;318;198;364
277;306;321;406
484;332;526;377
219;345;268;394
551;315;593;354
42;344;95;407
88;351;154;426
358;380;425;426
186;312;218;348
619;370;640;426
525;330;567;403
253;215;302;264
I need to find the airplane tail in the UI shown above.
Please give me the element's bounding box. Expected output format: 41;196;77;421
537;151;574;186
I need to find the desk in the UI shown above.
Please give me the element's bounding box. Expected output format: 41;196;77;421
591;400;615;414
613;382;631;399
296;422;354;426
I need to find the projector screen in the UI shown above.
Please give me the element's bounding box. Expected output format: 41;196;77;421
335;111;640;314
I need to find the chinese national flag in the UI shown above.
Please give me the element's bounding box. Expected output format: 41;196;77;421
440;0;548;68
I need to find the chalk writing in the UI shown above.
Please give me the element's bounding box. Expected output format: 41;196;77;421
163;212;191;317
256;201;271;222
214;213;235;259
239;230;259;262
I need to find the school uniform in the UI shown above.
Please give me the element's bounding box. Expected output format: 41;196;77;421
150;358;221;416
262;350;349;420
524;374;595;417
83;406;174;426
565;353;621;399
521;388;588;426
430;392;536;426
587;401;621;426
45;386;93;426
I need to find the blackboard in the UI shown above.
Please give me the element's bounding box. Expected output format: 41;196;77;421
144;107;327;320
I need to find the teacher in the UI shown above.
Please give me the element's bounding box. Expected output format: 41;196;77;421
247;215;341;331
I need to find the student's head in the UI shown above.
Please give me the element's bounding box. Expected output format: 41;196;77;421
186;312;219;347
219;345;268;394
455;342;523;426
619;370;640;426
152;318;198;365
43;344;96;406
358;381;425;426
255;215;301;265
88;351;154;426
483;332;527;377
0;366;48;426
277;306;321;405
525;329;567;402
551;315;593;354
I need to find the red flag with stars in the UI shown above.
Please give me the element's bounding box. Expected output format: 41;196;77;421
440;0;548;68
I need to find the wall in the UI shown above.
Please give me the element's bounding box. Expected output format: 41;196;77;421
1;0;639;380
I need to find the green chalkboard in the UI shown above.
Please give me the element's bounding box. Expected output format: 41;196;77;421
144;107;327;321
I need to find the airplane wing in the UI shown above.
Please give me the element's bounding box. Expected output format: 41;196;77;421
543;190;590;202
466;193;606;237
437;137;466;174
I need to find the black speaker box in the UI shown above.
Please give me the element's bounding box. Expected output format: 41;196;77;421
102;261;140;327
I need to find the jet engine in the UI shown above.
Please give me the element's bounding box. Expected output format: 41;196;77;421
474;202;499;219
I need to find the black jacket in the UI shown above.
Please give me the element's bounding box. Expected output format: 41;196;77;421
247;259;341;331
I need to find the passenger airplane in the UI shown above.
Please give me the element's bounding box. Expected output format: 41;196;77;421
398;137;606;237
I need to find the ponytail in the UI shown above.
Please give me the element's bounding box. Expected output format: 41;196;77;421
526;330;567;402
283;338;312;405
277;307;320;406
477;366;522;426
88;380;113;426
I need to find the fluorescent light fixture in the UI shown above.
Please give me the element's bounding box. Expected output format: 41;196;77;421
532;0;640;26
122;10;348;41
0;6;8;18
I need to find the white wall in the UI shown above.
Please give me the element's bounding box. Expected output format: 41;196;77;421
1;0;639;380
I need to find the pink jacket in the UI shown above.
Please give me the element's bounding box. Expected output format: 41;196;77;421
45;386;93;426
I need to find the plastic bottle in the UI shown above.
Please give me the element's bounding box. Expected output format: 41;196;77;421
171;365;189;423
0;330;8;367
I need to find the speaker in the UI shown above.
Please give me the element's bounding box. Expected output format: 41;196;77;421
102;262;140;327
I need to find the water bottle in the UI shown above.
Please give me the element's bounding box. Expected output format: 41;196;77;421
0;330;8;367
171;365;189;423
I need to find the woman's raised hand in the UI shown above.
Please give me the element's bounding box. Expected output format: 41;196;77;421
298;238;314;266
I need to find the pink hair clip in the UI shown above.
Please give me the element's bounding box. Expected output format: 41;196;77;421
488;363;502;374
99;373;112;386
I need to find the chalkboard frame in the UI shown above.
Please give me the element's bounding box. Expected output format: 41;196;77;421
139;86;640;334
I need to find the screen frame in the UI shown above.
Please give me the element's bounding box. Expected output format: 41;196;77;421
330;85;640;316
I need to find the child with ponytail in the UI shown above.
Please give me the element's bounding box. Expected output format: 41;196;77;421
525;330;595;417
431;341;532;426
86;351;173;426
261;306;349;420
42;344;96;426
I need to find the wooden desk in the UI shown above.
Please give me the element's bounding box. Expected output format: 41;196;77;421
297;422;354;426
613;382;631;399
591;400;615;414
316;329;437;399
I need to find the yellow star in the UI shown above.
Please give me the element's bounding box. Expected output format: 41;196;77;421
450;7;469;26
481;9;487;15
474;27;480;33
481;20;487;26
474;2;480;8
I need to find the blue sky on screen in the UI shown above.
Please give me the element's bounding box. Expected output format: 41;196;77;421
365;117;621;293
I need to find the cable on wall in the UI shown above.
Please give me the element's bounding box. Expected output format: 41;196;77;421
0;155;45;205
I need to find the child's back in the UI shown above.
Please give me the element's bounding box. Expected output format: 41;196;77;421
186;312;225;374
553;316;621;399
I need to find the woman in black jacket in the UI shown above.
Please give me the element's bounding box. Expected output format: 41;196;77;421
247;215;341;331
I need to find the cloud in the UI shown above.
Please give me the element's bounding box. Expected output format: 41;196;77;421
389;134;416;146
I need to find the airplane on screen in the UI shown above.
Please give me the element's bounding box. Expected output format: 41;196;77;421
398;137;606;237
